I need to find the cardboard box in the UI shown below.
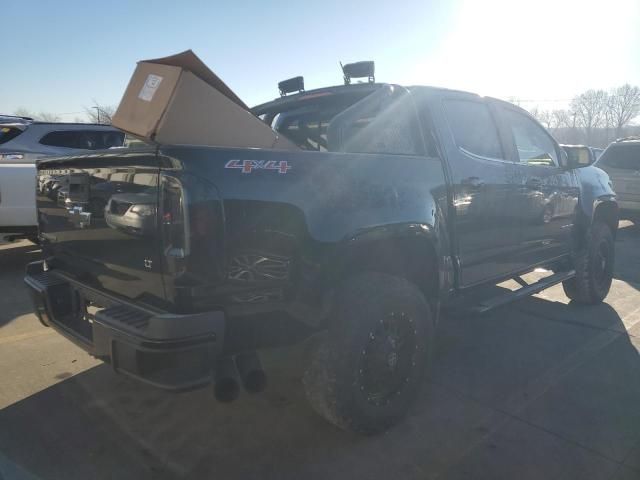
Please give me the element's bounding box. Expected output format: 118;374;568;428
112;50;297;150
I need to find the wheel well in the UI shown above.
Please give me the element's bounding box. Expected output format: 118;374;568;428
593;201;619;238
328;236;439;302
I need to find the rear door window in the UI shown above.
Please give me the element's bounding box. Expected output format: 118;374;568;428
39;130;125;150
443;99;504;159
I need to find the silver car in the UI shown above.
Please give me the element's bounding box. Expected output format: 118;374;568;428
594;137;640;221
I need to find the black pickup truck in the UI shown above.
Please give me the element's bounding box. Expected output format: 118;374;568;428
25;82;618;434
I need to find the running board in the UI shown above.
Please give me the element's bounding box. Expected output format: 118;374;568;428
471;270;575;314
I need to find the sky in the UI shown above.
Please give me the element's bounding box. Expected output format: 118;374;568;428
2;0;639;121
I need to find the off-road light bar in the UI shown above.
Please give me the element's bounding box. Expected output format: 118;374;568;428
278;76;305;97
341;61;375;85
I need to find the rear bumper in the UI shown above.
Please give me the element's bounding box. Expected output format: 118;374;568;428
24;260;225;391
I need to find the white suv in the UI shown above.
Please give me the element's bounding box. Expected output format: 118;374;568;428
595;137;640;222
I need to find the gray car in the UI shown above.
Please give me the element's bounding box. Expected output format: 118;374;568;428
594;137;640;221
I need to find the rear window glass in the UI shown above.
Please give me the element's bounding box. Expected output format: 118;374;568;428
270;88;423;156
444;99;504;159
598;144;640;170
39;130;125;150
0;126;23;145
328;90;421;156
275;114;332;152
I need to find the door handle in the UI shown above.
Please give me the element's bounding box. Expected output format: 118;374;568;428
461;176;484;189
525;177;542;189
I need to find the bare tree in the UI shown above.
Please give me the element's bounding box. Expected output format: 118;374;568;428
507;96;522;107
85;102;115;124
552;109;573;129
533;109;554;130
570;89;609;144
13;107;35;118
13;108;60;122
608;84;640;138
37;112;61;122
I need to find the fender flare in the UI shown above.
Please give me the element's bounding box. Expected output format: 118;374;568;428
319;221;451;301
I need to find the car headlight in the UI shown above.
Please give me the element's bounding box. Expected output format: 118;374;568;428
130;204;155;216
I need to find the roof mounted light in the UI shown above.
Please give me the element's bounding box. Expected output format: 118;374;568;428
278;76;305;97
341;61;375;85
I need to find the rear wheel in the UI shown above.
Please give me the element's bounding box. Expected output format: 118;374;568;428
303;273;434;434
562;221;614;304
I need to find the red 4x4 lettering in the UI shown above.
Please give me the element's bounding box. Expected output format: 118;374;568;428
225;159;291;174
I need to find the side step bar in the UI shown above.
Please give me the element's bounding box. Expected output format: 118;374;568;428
472;270;575;314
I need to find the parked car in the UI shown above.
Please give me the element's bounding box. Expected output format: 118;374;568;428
0;117;125;241
594;136;640;222
105;189;158;236
25;81;617;434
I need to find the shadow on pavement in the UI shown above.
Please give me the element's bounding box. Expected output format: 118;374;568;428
2;295;640;480
0;242;41;327
614;221;640;290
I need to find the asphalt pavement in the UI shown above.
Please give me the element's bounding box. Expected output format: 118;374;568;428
1;222;640;480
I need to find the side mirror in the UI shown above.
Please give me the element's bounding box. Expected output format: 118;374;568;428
561;146;594;169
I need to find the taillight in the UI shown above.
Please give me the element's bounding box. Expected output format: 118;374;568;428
160;175;189;261
160;172;225;296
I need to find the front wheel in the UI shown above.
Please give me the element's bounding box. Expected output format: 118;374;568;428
562;221;615;304
303;273;434;434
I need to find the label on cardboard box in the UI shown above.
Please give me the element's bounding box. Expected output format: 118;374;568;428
138;74;163;102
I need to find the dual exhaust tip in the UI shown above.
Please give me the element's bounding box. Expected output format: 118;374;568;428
214;352;267;403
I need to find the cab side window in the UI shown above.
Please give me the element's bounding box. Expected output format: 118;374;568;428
503;109;558;167
443;99;504;160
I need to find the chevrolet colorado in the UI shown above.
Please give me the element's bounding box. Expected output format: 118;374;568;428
25;82;618;434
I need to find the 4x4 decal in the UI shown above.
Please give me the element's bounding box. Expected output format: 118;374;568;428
225;159;292;174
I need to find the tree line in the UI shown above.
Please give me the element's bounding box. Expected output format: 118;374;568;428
12;85;640;149
527;84;640;147
11;102;115;125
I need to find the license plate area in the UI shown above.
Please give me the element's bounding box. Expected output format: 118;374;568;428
52;285;94;343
